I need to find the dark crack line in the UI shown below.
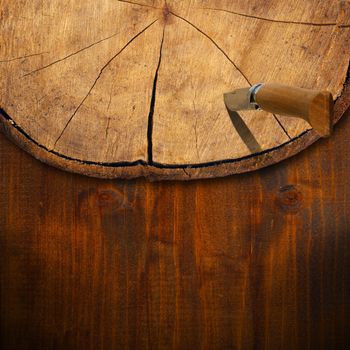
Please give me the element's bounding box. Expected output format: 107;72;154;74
117;0;160;9
147;25;165;164
0;105;314;169
197;7;338;27
105;117;111;138
273;114;292;139
23;31;124;77
169;11;252;86
0;52;48;63
53;19;158;149
182;168;191;177
170;11;292;140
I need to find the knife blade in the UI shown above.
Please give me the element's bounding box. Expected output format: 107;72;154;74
224;83;334;137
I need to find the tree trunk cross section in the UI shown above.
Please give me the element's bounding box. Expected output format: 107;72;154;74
0;0;349;179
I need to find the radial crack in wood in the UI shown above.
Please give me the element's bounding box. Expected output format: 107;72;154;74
53;19;159;150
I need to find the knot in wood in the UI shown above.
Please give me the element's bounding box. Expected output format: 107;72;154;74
98;188;134;210
161;3;172;25
275;185;303;214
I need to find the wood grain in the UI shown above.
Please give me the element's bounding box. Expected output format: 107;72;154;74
0;0;349;179
1;105;350;349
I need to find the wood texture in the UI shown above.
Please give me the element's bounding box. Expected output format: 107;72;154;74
0;0;350;179
1;103;350;349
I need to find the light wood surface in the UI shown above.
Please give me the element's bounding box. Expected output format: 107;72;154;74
0;0;349;179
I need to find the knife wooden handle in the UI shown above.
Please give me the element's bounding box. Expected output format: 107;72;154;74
255;83;334;137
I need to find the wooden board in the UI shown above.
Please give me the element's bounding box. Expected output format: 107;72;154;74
0;0;350;180
1;106;350;349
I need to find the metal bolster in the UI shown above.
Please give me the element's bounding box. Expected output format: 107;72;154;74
248;83;264;110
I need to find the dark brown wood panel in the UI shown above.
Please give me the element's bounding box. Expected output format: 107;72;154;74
1;108;350;349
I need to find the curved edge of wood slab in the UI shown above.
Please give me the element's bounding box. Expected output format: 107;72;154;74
1;80;349;181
